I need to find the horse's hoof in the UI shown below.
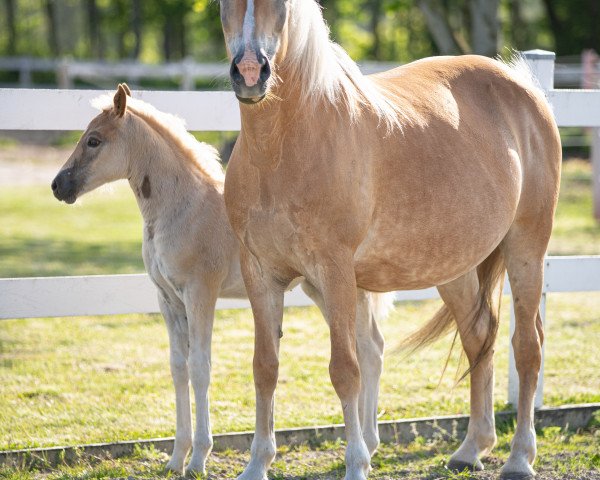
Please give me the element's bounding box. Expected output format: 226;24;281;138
185;466;207;478
165;462;184;476
446;459;483;473
500;472;535;480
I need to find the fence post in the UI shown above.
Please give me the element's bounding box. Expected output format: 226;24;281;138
507;51;555;409
582;50;600;220
522;49;555;92
181;56;195;91
56;58;72;89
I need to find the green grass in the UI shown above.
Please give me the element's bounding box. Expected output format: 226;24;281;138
2;425;599;479
1;160;598;278
1;291;599;451
548;159;600;255
0;158;599;476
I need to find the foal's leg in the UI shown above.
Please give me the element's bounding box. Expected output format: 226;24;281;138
500;235;546;479
159;295;193;474
301;283;385;456
184;282;218;476
355;290;385;456
307;256;370;480
437;270;497;472
237;250;285;480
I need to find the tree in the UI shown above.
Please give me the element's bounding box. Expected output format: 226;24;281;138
4;0;17;55
85;0;104;59
45;0;61;56
415;0;500;56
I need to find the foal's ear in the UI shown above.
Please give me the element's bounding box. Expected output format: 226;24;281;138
120;83;132;97
113;84;128;118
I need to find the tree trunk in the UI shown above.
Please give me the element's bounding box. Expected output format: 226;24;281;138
417;0;464;55
469;0;499;57
131;0;142;59
368;0;383;60
4;0;17;55
541;0;562;40
45;0;61;56
85;0;103;58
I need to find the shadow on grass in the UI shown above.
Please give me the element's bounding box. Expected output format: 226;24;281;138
0;236;143;278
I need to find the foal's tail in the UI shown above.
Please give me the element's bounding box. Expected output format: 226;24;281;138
399;247;506;379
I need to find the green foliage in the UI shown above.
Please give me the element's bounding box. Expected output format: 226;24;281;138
1;0;597;65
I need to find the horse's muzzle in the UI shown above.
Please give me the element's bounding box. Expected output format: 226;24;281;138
230;51;271;104
51;169;77;204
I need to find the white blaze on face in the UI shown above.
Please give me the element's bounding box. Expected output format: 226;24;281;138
236;0;261;88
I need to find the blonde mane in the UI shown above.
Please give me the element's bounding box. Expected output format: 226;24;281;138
282;0;405;131
92;94;225;183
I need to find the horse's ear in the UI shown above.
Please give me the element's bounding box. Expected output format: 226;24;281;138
120;83;132;97
113;84;128;118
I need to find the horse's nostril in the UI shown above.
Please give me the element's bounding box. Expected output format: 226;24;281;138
229;61;244;85
51;179;58;191
260;59;271;82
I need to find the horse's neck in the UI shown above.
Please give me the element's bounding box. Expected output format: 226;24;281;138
127;129;221;226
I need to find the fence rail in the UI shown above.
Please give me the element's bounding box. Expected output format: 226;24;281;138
1;50;599;409
1;56;598;90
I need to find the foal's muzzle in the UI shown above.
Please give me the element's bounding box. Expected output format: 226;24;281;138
51;169;78;204
230;51;271;104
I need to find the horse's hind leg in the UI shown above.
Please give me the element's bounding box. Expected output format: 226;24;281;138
437;270;497;472
499;231;547;479
302;282;385;455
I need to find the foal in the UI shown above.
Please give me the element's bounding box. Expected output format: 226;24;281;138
51;84;391;475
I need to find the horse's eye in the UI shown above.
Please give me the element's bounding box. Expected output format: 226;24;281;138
87;137;101;148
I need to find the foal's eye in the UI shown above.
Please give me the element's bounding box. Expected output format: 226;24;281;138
87;137;101;148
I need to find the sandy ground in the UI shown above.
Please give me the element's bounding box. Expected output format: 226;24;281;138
0;144;72;186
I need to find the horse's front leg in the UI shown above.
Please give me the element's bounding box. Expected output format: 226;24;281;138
159;294;192;474
237;249;285;480
308;255;371;480
183;282;218;476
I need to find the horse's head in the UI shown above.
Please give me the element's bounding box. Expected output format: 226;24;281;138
52;84;131;204
220;0;289;104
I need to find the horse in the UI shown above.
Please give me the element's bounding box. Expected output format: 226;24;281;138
50;84;392;476
218;1;561;479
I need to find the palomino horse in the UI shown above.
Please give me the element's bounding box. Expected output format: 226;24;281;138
219;1;561;479
51;85;392;476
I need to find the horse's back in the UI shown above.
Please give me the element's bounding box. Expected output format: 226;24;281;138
353;55;561;291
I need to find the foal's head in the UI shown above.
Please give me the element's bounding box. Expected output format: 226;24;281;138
52;84;131;204
220;0;290;104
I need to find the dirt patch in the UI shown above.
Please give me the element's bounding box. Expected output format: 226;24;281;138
0;144;72;186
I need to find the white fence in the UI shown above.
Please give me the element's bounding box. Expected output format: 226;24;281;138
1;55;597;89
0;50;599;409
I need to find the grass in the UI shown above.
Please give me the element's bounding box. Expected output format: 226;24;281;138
1;291;599;451
0;159;599;476
1;424;599;479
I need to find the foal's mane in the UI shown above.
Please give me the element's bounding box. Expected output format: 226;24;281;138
92;95;224;183
282;0;405;131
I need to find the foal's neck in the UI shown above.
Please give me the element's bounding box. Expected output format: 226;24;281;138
126;115;223;225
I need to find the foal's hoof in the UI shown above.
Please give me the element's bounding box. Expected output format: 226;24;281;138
164;461;184;476
500;472;536;480
185;466;207;478
446;458;483;473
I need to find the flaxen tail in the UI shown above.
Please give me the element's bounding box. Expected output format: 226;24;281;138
399;247;506;380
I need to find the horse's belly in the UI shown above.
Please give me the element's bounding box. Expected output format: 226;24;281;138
353;203;513;291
